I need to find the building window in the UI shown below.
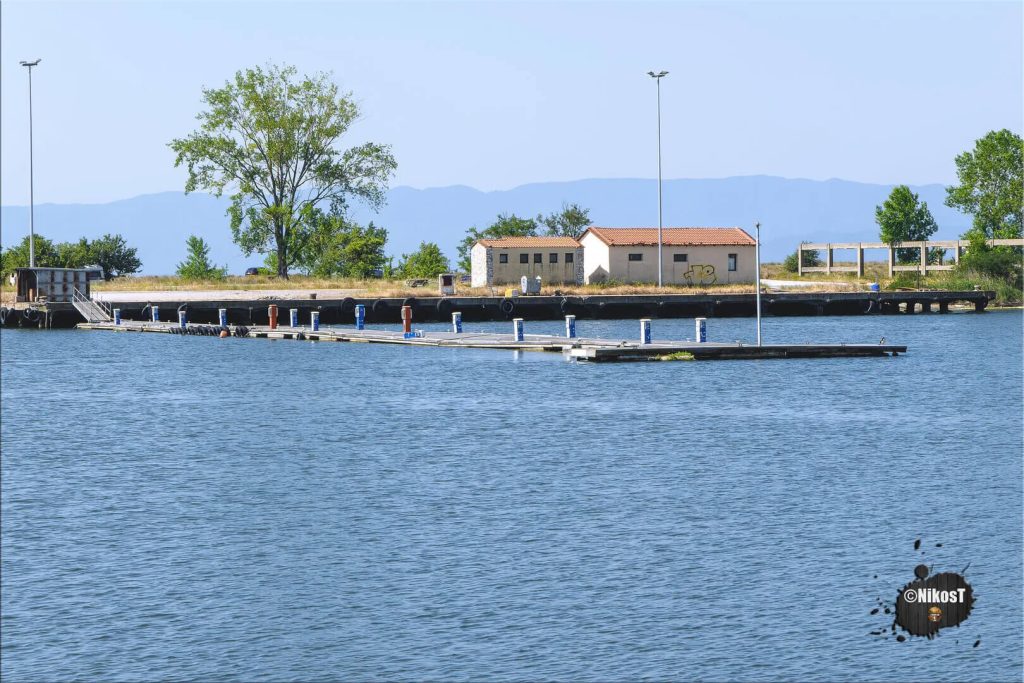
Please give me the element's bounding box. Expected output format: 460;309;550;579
499;253;508;264
628;253;643;262
673;253;688;262
565;252;574;263
534;253;542;264
549;253;558;264
728;253;737;271
520;253;529;264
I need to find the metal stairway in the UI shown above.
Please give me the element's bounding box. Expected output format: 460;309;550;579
72;287;112;323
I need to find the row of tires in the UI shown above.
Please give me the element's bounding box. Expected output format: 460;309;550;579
0;307;42;326
168;325;250;337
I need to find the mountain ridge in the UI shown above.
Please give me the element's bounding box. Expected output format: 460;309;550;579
1;176;968;275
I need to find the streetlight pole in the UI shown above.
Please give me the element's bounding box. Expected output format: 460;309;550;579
755;221;762;346
647;70;668;287
20;59;41;268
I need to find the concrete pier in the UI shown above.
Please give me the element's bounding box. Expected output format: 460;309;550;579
0;290;997;329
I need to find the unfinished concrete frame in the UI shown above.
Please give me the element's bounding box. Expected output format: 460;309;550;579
797;239;1024;277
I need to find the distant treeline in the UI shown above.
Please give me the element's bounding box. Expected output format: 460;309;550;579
0;234;141;281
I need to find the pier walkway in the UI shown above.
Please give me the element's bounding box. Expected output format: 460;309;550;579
76;319;907;362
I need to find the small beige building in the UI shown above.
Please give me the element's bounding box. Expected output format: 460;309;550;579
578;227;757;285
471;236;584;287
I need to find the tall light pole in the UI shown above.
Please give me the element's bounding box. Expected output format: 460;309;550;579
647;70;668;287
20;59;41;268
755;221;762;346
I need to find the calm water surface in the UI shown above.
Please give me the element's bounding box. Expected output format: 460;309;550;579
2;312;1022;682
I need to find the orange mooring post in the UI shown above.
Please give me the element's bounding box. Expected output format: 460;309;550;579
401;305;412;335
268;304;279;330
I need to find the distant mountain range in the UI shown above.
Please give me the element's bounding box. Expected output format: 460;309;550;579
0;176;970;275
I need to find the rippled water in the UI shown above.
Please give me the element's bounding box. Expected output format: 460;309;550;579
2;312;1022;682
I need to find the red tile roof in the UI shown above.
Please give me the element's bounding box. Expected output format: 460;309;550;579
477;236;582;248
582;227;756;247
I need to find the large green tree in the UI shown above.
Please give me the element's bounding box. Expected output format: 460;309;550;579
170;64;397;279
89;233;142;280
176;235;226;280
456;213;538;272
58;238;95;270
400;242;450;278
296;212;388;278
945;129;1023;240
876;185;939;263
537;203;591;238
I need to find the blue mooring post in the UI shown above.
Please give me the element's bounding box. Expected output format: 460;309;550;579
113;308;121;326
311;310;320;331
696;317;707;343
151;305;160;322
452;311;463;334
640;318;652;345
178;310;187;329
565;315;576;339
218;308;228;327
289;308;299;328
355;304;365;330
513;318;524;342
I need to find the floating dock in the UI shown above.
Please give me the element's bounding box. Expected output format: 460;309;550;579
75;319;907;362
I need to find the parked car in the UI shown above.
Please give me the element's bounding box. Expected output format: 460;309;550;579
370;268;384;278
244;267;260;276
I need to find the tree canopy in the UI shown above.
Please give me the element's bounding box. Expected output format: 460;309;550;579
456;213;538;272
945;129;1023;240
295;213;388;278
876;185;939;263
176;235;226;280
400;242;450;278
170;63;397;279
537;203;591;238
89;234;143;280
0;233;140;280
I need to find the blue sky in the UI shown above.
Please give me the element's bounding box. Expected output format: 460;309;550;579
1;1;1021;206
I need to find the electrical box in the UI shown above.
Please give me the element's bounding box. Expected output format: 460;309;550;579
520;275;542;295
438;273;456;296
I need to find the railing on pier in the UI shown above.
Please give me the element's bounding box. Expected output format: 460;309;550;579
71;287;112;323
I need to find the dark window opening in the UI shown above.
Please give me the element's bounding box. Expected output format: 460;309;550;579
549;253;558;263
628;253;643;262
534;253;542;264
673;253;688;262
728;253;737;271
520;253;529;264
565;252;575;263
499;253;508;264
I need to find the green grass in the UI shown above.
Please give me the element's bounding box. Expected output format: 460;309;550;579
887;270;1022;305
655;351;696;361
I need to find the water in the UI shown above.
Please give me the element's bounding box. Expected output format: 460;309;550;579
2;312;1022;682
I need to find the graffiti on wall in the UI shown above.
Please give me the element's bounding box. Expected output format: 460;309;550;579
684;264;717;286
